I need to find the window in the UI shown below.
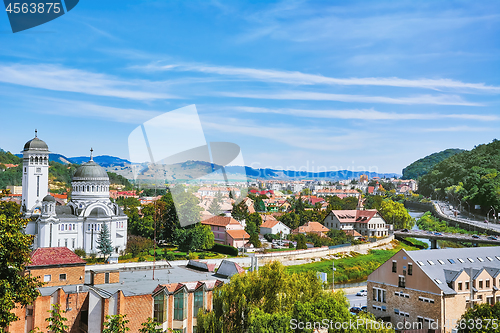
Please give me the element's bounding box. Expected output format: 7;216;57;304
435;279;442;284
72;239;75;248
373;288;386;303
59;274;66;281
408;263;413;276
392;261;397;273
487;257;493;261
418;296;434;303
465;281;470;290
478;257;484;262
437;260;445;265
417;261;424;266
194;289;205;317
458;282;463;291
154;293;167;324
457;258;464;263
44;275;51;282
105;272;110;284
174;290;187;320
467;258;474;263
448;259;456;264
486;279;490;288
427;260;435;265
479;280;483;289
398;276;406;288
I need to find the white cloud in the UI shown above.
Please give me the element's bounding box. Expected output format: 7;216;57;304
144;63;500;93
0;64;178;100
421;126;494;132
219;91;482;106
230;106;498;121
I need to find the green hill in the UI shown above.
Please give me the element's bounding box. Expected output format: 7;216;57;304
418;139;500;215
402;148;464;179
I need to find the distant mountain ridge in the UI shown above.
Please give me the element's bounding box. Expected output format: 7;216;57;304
7;148;399;181
402;148;465;180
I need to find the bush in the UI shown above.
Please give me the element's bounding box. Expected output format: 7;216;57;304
119;253;133;260
288;242;295;249
163;252;175;261
264;233;278;242
211;243;238;256
138;256;146;262
74;248;86;258
126;235;154;258
187;252;199;260
199;253;206;259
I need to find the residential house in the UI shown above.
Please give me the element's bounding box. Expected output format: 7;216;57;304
292;221;329;237
259;215;291;237
200;216;250;248
324;209;391;238
368;247;500;333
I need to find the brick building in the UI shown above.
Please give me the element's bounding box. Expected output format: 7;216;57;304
9;248;228;333
368;247;500;332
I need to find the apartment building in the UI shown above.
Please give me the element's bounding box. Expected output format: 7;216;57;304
367;247;500;332
9;247;229;333
324;209;391;237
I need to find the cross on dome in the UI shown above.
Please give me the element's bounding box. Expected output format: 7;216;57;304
90;148;94;161
35;129;37;138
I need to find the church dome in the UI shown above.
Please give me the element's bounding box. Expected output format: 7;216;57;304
24;137;49;152
73;160;109;180
42;194;56;202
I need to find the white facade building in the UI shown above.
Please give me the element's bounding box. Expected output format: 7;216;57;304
22;134;128;255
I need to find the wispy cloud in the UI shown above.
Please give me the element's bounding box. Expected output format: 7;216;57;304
28;97;162;124
203;116;373;151
219;91;482;106
143;63;500;93
230;106;499;121
0;64;178;100
421;126;494;132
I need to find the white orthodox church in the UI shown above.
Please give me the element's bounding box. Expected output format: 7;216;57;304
22;132;128;254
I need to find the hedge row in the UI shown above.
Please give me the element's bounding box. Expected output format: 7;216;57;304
211;243;238;256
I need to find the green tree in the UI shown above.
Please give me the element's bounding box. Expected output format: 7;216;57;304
197;261;390;333
102;314;130;333
139;317;163;333
0;200;43;329
232;201;249;222
45;304;68;333
249;233;261;248
96;222;114;261
379;200;415;229
208;195;222;216
456;302;500;333
173;223;214;252
295;234;308;250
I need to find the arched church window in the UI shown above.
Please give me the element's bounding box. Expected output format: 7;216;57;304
87;186;90;192
35;157;38;164
92;186;95;192
30;157;33;164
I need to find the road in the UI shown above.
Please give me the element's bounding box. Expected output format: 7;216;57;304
433;200;500;234
394;229;500;246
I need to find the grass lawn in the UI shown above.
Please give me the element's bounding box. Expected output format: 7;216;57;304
285;241;420;284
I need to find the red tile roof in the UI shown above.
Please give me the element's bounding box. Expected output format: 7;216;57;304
292;221;329;234
226;229;250;240
28;247;86;267
201;216;241;227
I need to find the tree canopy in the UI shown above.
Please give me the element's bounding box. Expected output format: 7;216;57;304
402;148;464;180
197;261;391;333
418;139;500;215
0;200;43;328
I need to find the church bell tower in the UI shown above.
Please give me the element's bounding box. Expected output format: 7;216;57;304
21;130;50;216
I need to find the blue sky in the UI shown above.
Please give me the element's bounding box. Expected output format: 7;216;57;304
0;0;499;174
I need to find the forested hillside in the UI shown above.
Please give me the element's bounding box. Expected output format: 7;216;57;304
418;140;500;215
402;148;464;179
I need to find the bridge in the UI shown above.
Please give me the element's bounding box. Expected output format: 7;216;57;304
394;230;500;249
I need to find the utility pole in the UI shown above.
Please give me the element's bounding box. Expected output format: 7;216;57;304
332;261;337;292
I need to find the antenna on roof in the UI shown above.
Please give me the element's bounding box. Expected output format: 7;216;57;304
90;148;93;161
35;129;38;138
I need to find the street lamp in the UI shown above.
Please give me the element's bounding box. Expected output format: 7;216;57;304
462;200;470;220
488;206;497;224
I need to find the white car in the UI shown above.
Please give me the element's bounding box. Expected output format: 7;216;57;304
356;289;367;296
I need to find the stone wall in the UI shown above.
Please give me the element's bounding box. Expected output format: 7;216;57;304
256;235;394;264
